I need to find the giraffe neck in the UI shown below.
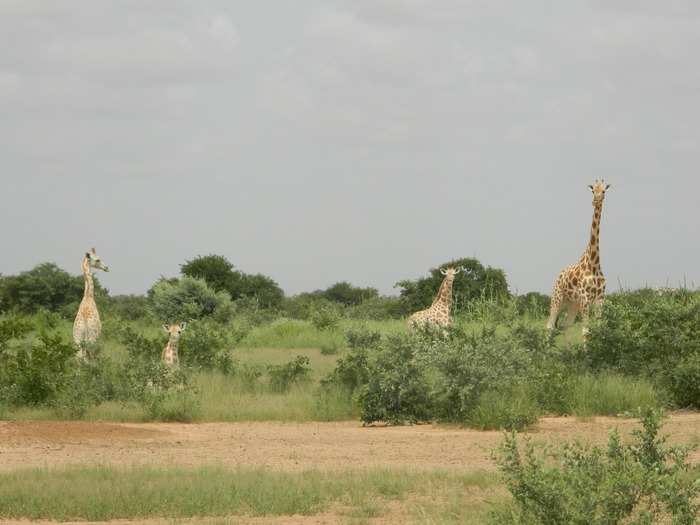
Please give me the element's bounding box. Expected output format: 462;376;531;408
582;200;603;273
82;258;94;300
431;276;453;311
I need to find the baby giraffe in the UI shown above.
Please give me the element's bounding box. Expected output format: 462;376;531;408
162;322;187;367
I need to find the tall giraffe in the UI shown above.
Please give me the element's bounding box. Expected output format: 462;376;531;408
547;180;611;337
73;248;109;357
162;322;187;367
407;267;461;329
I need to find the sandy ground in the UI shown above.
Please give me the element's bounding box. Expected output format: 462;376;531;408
1;413;698;524
1;413;699;473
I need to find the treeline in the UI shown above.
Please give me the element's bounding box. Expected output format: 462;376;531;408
0;254;547;322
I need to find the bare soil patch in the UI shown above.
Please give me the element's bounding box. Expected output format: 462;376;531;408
1;413;698;473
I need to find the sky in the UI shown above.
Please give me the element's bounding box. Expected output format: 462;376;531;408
1;1;698;296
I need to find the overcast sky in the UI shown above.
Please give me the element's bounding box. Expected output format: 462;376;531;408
1;1;698;296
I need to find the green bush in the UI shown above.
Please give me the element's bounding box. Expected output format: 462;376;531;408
586;292;700;409
310;304;342;331
178;320;234;374
345;327;382;350
667;354;700;409
267;355;312;393
0;331;76;406
149;276;234;323
492;409;699;525
357;334;433;425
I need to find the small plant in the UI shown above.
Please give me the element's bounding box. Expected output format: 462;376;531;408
236;363;264;392
267;355;312;393
491;409;699;525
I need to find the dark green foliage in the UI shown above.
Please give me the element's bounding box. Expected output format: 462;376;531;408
358;334;433;425
181;254;284;308
514;292;551;318
667;354;700;409
0;263;106;315
149;276;234;323
395;257;510;315
106;294;150;321
181;254;238;293
492;409;699;525
322;281;379;306
267;355;312;393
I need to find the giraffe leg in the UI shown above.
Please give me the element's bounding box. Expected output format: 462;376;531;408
560;302;579;344
546;290;564;331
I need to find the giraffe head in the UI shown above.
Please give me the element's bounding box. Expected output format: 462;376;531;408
163;322;187;341
588;180;611;206
439;267;461;281
85;247;110;272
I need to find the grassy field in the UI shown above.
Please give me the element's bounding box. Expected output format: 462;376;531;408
0;465;502;522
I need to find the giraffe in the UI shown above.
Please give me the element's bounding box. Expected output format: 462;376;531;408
407;267;461;329
73;247;109;357
162;322;187;367
546;180;611;338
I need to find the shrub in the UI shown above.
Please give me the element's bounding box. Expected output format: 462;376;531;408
310;304;342;331
0;331;76;406
357;334;433;425
321;346;371;393
267;355;312;393
492;409;699;524
149;276;234;323
178;320;235;374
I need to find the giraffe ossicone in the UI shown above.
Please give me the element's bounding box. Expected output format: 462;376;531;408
546;180;610;339
162;322;187;367
73;247;110;358
407;267;461;329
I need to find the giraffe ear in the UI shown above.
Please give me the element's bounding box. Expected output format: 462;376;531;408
605;184;611;190
162;324;170;333
85;252;91;259
454;267;461;274
440;268;447;275
588;185;594;190
179;321;187;331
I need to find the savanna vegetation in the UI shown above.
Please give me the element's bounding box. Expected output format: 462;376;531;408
1;255;698;523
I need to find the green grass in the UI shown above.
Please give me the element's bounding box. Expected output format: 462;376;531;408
569;373;663;417
0;465;500;521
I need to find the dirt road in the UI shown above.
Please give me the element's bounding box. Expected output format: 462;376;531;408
1;413;699;473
